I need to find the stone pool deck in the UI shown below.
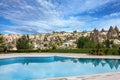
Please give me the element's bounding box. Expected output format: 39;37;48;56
0;53;120;80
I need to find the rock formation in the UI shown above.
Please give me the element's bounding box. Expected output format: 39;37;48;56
107;26;118;39
90;28;100;43
1;26;120;50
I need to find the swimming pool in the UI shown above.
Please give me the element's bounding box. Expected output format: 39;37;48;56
0;56;120;80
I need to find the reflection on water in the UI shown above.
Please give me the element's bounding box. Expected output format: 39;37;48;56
0;56;54;66
70;58;120;69
0;56;120;80
0;56;120;69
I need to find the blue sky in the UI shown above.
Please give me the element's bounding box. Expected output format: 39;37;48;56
0;0;120;34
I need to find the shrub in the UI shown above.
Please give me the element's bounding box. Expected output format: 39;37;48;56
89;49;105;55
0;48;3;53
77;37;96;48
104;48;109;55
8;49;39;53
118;47;120;55
89;49;96;55
112;52;116;55
0;34;4;49
16;35;33;50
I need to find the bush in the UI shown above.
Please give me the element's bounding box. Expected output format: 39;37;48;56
16;35;33;50
77;37;96;48
40;49;51;52
104;48;109;55
89;49;105;55
97;50;104;55
49;49;91;53
89;49;96;55
8;49;39;53
0;48;3;53
0;35;4;49
118;47;120;55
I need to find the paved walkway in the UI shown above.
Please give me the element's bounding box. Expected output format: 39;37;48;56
0;53;120;80
0;53;120;59
40;72;120;80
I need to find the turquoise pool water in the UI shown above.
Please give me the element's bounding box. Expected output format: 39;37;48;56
0;56;120;80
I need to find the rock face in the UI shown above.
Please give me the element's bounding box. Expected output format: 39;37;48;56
3;34;22;50
101;28;106;32
90;28;107;43
113;39;120;45
107;26;118;39
89;26;120;43
114;26;119;34
90;29;100;43
1;26;120;50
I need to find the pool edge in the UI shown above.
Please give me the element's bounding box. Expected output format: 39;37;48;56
0;53;120;80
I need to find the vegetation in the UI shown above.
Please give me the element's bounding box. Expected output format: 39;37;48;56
7;49;39;53
48;48;120;55
0;34;4;48
16;35;33;50
77;37;96;48
51;44;57;50
103;39;113;48
76;36;120;55
49;49;90;53
0;34;119;55
0;34;5;52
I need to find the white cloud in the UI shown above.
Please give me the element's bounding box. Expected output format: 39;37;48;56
0;0;87;33
99;18;120;28
56;0;113;15
0;0;119;34
104;12;120;18
3;30;18;34
37;0;55;9
110;12;120;17
79;0;112;12
90;18;120;30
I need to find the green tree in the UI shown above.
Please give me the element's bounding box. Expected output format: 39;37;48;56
84;40;96;48
16;35;32;50
52;43;57;50
0;34;4;48
77;37;96;48
77;37;87;48
103;39;113;48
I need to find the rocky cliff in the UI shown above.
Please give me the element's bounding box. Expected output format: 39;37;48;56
1;26;120;50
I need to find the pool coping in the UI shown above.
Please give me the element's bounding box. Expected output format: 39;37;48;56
0;53;120;80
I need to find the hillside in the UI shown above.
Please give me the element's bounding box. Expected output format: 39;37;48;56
2;26;120;50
